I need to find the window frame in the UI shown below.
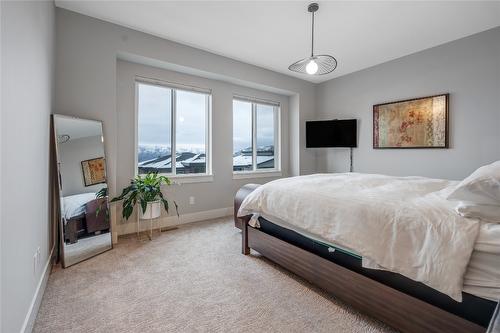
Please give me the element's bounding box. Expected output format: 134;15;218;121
232;95;281;178
135;77;213;182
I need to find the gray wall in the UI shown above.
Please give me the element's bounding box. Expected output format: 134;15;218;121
316;27;500;180
1;1;55;332
116;60;290;233
59;136;106;197
55;8;316;241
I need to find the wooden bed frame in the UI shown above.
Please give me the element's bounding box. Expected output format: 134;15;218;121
234;184;494;333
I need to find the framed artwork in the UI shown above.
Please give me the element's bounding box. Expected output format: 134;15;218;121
373;94;449;149
81;157;106;186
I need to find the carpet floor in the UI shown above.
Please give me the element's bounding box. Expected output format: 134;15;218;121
34;217;396;333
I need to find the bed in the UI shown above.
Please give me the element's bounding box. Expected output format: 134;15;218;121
235;172;500;333
62;193;109;243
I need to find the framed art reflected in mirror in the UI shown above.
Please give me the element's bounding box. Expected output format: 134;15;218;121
373;94;449;149
81;157;106;186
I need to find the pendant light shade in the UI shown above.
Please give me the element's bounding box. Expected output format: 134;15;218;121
288;55;337;75
289;3;337;75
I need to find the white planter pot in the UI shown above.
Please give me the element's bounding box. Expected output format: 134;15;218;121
139;200;161;220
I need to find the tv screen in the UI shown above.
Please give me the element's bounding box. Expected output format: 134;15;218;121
306;119;357;148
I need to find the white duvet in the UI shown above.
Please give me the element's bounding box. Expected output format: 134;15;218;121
62;192;96;220
238;173;482;301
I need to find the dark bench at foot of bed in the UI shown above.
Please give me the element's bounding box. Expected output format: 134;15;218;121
234;184;497;333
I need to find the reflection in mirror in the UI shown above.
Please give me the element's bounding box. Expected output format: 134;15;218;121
53;115;112;267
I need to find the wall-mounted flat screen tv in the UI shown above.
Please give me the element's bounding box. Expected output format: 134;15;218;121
306;119;357;148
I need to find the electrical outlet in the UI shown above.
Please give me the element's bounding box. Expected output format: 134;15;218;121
189;196;195;205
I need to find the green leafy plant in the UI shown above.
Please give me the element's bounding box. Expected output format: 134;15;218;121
95;187;109;220
111;172;178;220
96;187;108;199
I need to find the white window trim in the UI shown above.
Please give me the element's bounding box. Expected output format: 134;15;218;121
232;96;281;176
168;174;214;184
135;77;213;182
233;171;282;180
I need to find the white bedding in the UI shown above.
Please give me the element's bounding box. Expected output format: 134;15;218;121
62;193;96;220
474;222;500;254
238;173;482;301
463;251;500;300
462;223;500;300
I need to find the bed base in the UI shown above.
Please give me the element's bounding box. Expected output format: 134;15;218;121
235;184;488;333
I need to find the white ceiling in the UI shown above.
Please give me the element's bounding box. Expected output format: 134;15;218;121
55;116;103;141
55;1;500;84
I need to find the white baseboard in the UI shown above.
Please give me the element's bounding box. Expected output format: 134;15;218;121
116;206;233;236
20;247;53;333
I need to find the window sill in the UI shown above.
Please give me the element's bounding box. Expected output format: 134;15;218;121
167;174;214;184
233;171;282;180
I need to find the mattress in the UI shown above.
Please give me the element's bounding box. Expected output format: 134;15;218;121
254;213;500;302
465;251;500;300
463;223;500;301
254;216;497;328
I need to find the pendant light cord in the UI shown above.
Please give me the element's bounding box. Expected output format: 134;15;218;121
311;11;315;57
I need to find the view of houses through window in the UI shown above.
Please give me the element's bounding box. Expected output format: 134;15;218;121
137;82;209;175
137;82;279;176
233;99;279;172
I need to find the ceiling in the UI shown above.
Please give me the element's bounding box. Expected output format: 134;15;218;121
55;116;103;141
55;1;500;84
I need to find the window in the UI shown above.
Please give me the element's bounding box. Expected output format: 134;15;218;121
233;97;280;173
137;80;211;176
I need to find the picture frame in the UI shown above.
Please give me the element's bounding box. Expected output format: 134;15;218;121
81;157;106;186
373;94;449;149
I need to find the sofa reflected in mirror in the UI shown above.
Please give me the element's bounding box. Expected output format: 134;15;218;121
52;114;112;267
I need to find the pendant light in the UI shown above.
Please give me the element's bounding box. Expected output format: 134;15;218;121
288;3;337;75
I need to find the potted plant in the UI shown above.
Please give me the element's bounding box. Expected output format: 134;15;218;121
111;172;178;221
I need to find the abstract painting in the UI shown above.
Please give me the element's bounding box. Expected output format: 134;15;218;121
373;94;448;148
81;157;106;186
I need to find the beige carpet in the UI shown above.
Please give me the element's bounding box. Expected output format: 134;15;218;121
34;217;396;333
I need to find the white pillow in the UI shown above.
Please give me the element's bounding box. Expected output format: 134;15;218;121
454;202;500;223
447;161;500;205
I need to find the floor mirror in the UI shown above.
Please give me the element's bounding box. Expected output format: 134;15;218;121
52;114;112;267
